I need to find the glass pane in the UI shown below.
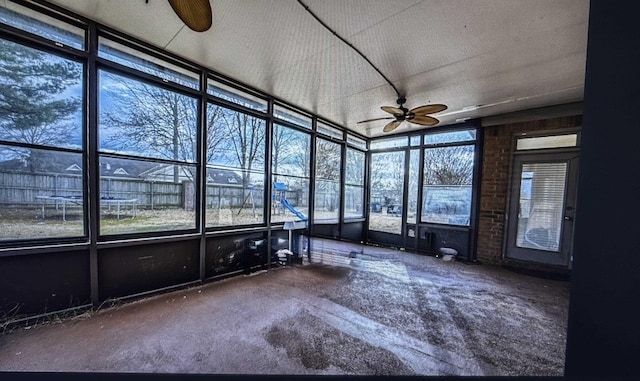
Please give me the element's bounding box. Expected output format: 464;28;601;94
99;157;196;235
406;149;419;224
422;145;474;226
0;3;85;50
516;134;578;151
369;151;405;234
207;79;267;112
205;167;265;227
370;136;408;150
424;129;476;145
206;104;266;227
410;136;421;146
344;185;364;219
347;134;367;150
344;148;365;219
271;177;309;224
273;104;312;129
315;139;341;223
99;37;199;90
344;149;364;184
272;124;310;177
317;122;343;140
99;70;198;162
516;162;568;251
0;39;83;149
271;124;310;223
0;146;84;240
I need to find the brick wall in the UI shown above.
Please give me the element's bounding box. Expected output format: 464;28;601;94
476;115;582;264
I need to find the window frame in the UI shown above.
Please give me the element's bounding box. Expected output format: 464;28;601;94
96;66;202;239
0;29;88;247
420;143;476;227
343;147;366;221
269;123;312;225
313;137;343;223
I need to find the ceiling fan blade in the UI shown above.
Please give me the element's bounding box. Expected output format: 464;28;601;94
409;104;448;115
381;106;403;115
409;115;439;126
168;0;212;32
383;120;402;132
357;116;395;124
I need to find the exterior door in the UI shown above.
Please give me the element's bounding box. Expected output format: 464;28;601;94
505;152;579;267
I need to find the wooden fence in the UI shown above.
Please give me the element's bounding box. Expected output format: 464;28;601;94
0;171;184;209
0;171;308;211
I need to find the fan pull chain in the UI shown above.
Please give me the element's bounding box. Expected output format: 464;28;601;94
297;0;401;99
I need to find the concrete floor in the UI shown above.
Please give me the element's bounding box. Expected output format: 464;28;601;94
0;240;570;376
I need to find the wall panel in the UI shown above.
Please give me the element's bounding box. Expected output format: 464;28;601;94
98;240;199;299
0;250;90;319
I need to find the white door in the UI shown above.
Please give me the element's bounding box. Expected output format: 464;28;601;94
505;152;579;267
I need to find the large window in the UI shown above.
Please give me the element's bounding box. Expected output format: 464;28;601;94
314;138;342;223
344;148;365;219
271;124;310;223
205;104;266;227
98;70;198;235
369;151;405;234
422;144;474;226
0;38;84;241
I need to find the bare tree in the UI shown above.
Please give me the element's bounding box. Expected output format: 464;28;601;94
102;72;197;169
370;151;404;206
209;106;265;187
344;148;365;213
205;104;227;164
345;148;364;185
315;139;341;211
272;124;310;179
424;145;474;185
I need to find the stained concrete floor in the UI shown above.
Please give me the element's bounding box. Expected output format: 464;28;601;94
0;240;570;376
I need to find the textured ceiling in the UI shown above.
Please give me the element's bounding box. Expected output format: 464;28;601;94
46;0;589;137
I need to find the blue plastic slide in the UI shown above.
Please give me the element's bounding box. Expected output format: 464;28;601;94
281;199;307;220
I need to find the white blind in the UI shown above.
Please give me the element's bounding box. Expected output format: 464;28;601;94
516;162;568;251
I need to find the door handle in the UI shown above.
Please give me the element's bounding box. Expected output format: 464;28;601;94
564;216;573;221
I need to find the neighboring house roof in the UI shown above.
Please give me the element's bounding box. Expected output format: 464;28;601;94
206;168;243;185
0;152;147;178
65;164;82;172
0;153;244;184
100;158;155;178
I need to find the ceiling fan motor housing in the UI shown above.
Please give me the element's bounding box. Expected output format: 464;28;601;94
395;97;409;120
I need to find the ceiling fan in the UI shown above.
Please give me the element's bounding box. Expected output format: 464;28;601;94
167;0;212;32
358;97;447;133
